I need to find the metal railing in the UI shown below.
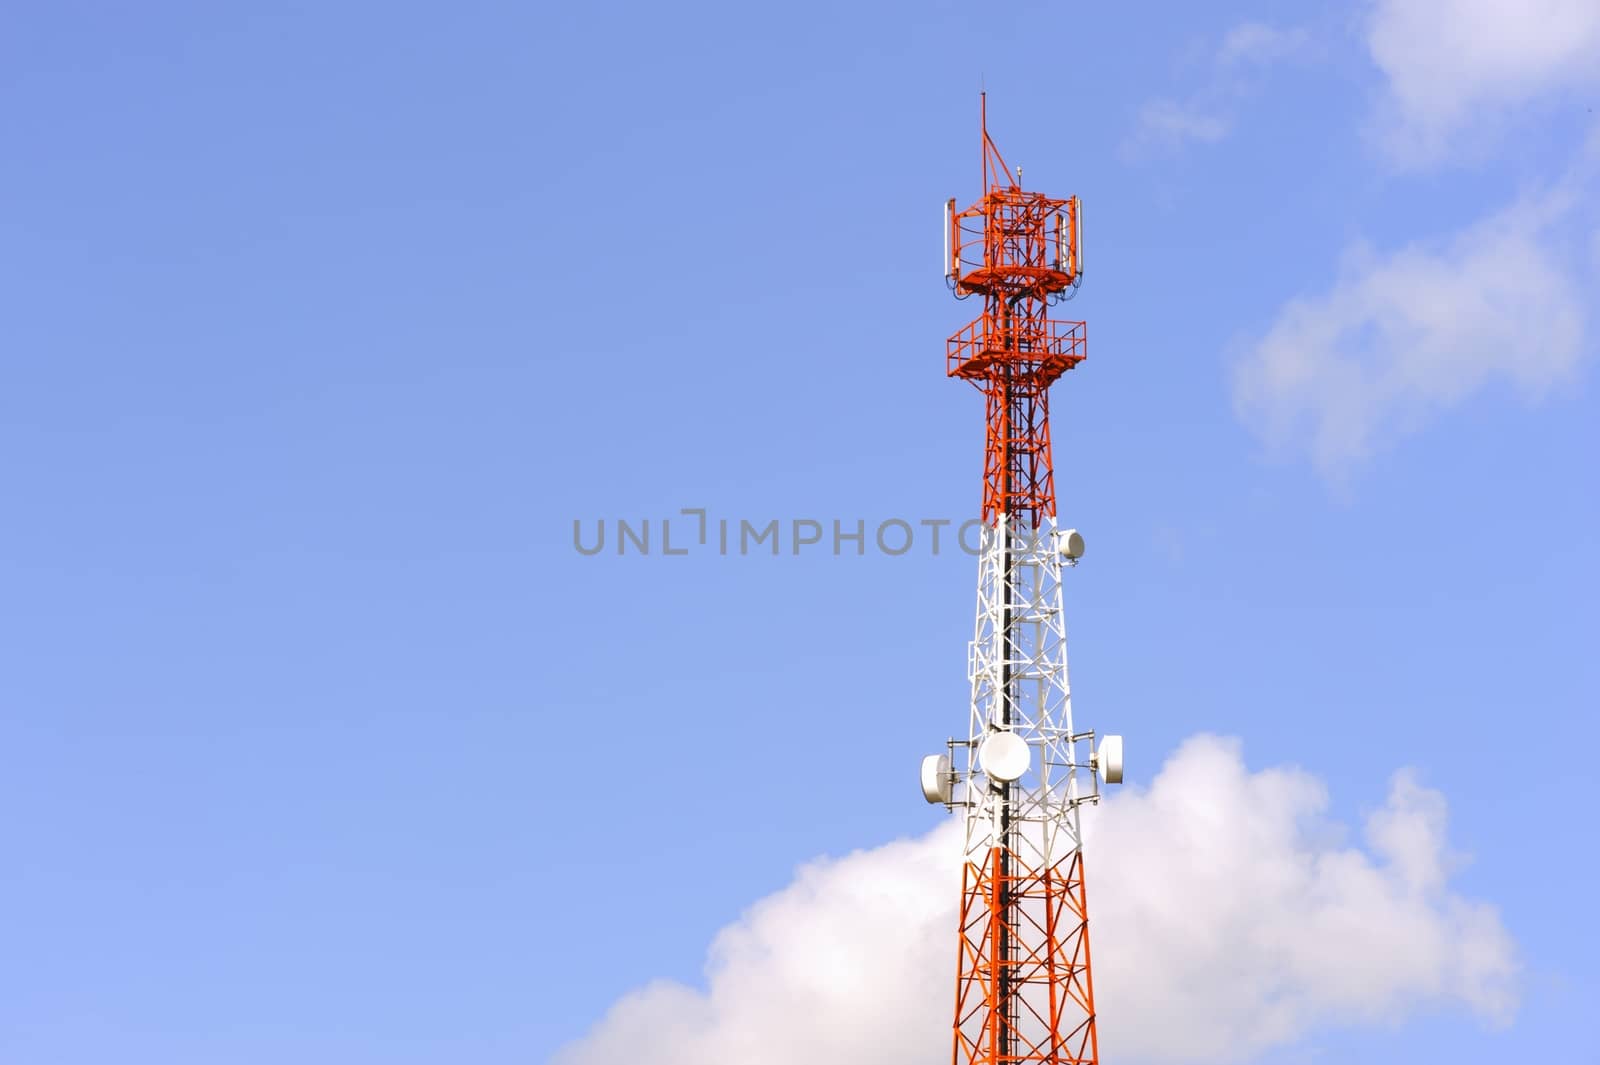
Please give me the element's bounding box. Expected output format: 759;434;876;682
947;317;1087;380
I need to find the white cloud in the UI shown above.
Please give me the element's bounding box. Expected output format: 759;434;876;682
1368;0;1600;163
1219;22;1310;67
553;736;1517;1065
1126;22;1306;154
1133;99;1233;149
1232;189;1588;474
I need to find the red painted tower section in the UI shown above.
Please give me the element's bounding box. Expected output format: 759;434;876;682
946;95;1085;527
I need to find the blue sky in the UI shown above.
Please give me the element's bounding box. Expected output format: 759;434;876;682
1;2;1597;1063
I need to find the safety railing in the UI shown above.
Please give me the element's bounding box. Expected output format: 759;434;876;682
947;317;1087;381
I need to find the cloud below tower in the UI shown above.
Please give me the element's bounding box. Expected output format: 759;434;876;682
552;735;1517;1065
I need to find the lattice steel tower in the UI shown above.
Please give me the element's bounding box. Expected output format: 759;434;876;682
920;97;1124;1065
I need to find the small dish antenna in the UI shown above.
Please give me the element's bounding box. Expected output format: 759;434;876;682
920;753;953;804
978;732;1030;782
1093;735;1124;784
1058;528;1085;561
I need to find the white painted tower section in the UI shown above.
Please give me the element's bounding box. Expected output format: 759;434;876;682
955;517;1103;868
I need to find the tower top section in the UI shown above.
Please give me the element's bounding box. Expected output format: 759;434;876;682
944;96;1088;526
945;94;1083;310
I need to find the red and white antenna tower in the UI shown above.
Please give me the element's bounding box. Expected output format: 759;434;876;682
921;96;1124;1065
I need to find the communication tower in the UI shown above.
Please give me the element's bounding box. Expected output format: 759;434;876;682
920;96;1124;1065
